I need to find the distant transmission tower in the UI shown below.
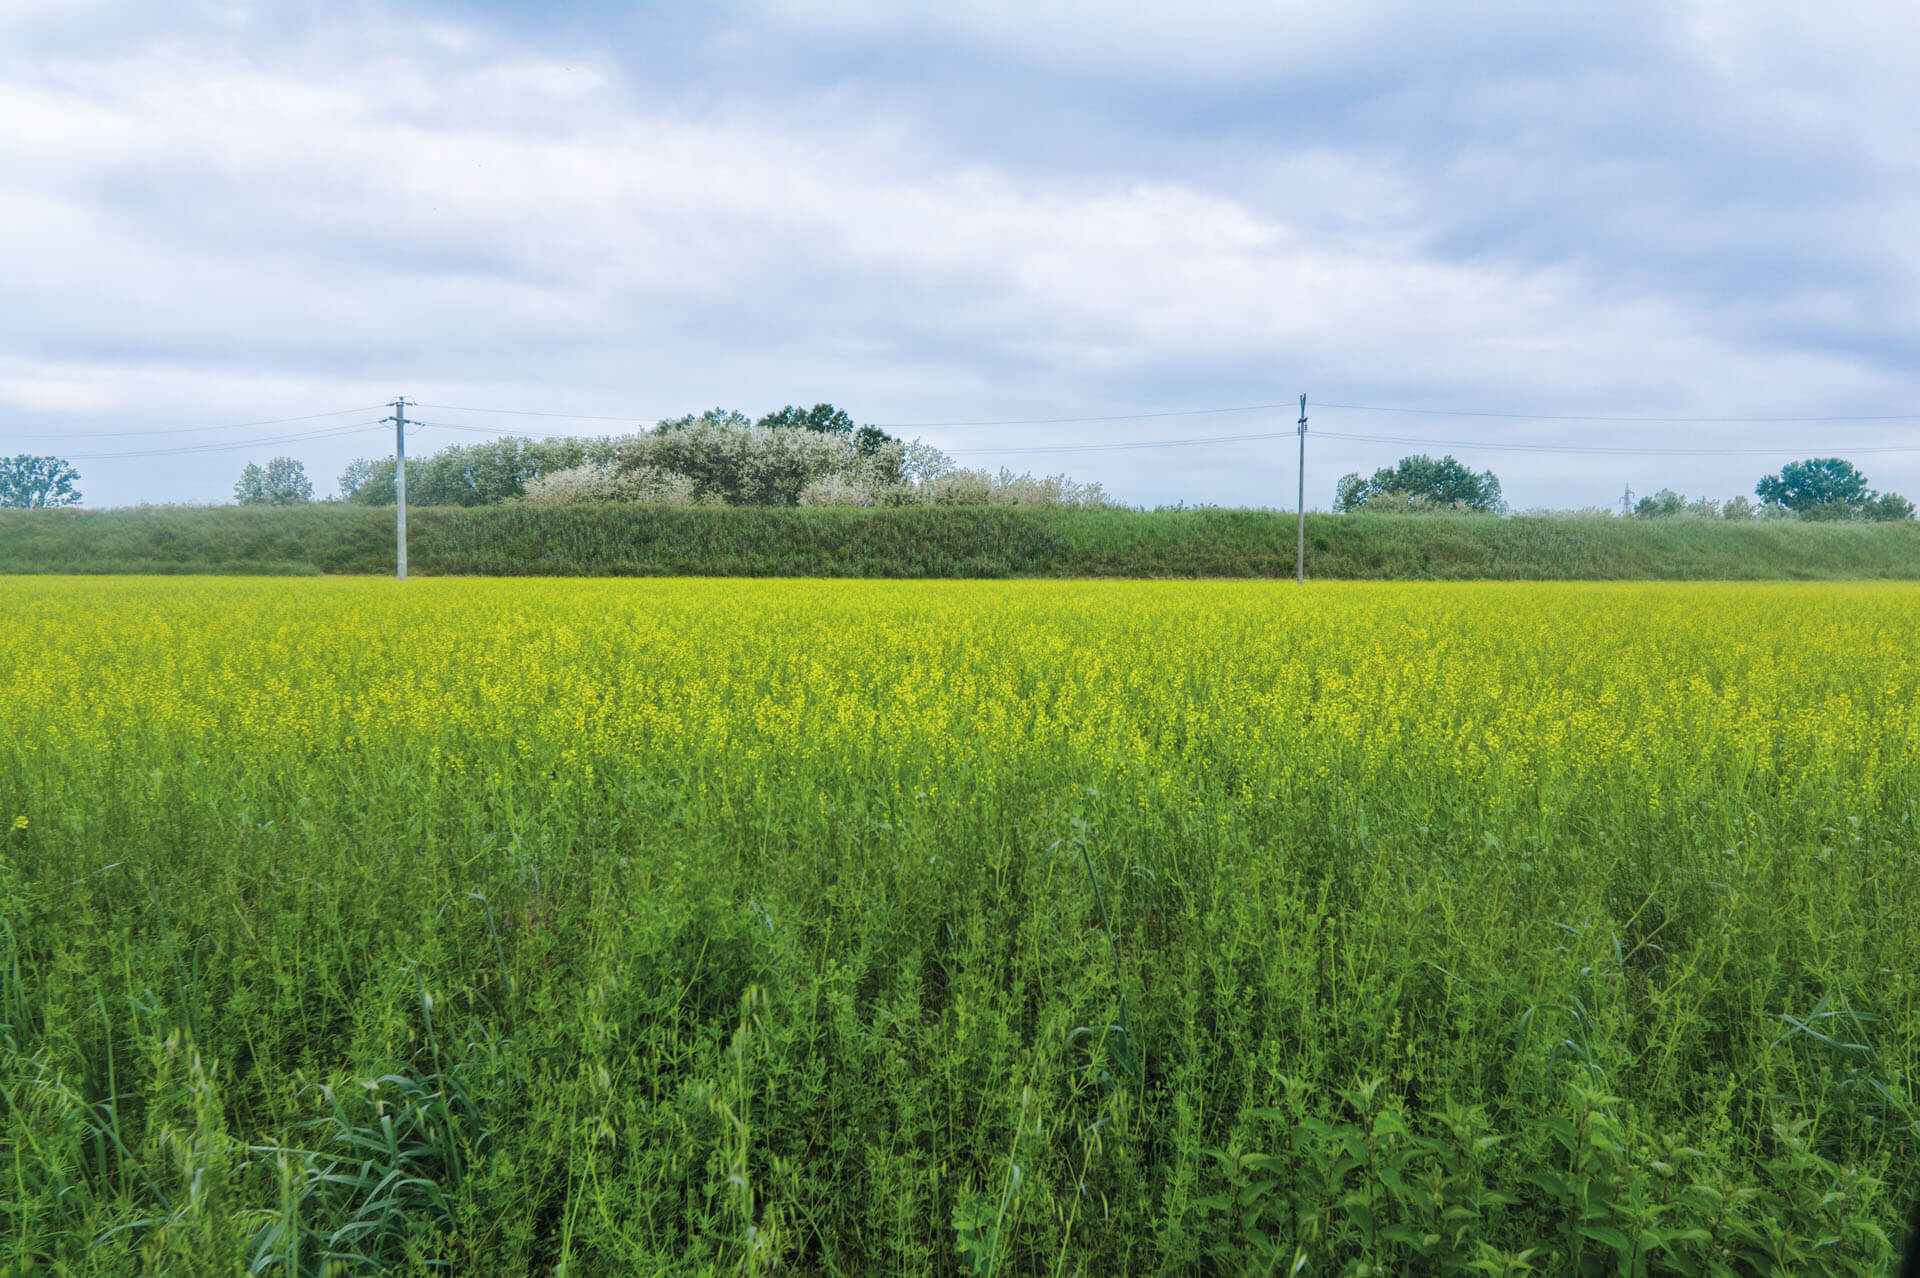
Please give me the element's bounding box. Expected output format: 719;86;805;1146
1620;483;1634;516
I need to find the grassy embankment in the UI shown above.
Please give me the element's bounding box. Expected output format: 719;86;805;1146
5;502;1920;577
2;577;1916;1274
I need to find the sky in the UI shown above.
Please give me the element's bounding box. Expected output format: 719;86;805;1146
5;0;1920;511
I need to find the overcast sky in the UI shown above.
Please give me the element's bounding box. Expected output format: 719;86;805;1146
6;0;1919;510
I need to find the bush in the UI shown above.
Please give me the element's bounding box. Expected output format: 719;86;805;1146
1631;490;1712;519
341;437;620;506
521;464;700;507
614;423;905;506
339;413;1106;512
798;475;875;507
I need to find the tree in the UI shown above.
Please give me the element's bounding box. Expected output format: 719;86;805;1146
338;437;620;506
655;408;751;433
1862;491;1916;522
754;404;899;456
0;455;82;508
1334;455;1503;514
1632;489;1686;519
234;457;313;505
1755;458;1871;518
756;403;856;435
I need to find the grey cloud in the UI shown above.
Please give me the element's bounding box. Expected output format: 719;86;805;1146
2;1;1917;510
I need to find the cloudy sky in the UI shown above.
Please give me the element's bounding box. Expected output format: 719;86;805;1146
6;0;1919;510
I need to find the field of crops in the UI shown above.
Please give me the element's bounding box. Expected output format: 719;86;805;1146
3;577;1917;1275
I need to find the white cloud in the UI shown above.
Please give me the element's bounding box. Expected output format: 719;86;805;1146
1;1;1917;509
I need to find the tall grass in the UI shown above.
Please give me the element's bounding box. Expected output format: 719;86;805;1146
1;577;1916;1274
5;503;1920;579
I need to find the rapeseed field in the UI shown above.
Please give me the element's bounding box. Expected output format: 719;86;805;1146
2;577;1916;1274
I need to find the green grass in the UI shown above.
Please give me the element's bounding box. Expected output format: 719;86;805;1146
2;577;1916;1275
5;503;1920;579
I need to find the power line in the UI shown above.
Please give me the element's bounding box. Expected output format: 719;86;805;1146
950;431;1294;455
66;421;390;461
412;403;645;423
405;419;601;439
947;429;1920;459
384;415;1920;461
874;401;1304;428
0;406;385;441
407;396;1920;430
1313;429;1920;458
1317;401;1920;424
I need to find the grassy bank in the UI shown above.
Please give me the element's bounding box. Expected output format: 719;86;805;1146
5;502;1920;578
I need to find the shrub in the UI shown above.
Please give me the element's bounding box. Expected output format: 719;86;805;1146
615;423;906;506
341;437;621;506
521;464;700;506
798;475;875;507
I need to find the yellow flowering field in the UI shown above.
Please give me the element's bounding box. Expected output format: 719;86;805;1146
2;577;1917;1274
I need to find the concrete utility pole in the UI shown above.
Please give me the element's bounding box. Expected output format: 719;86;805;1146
1296;393;1308;585
392;397;409;581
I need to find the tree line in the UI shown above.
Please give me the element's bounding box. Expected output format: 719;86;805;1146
321;404;1108;510
1334;454;1914;521
2;430;1914;522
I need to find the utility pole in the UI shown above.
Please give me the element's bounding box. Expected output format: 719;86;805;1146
391;396;409;581
1296;393;1308;585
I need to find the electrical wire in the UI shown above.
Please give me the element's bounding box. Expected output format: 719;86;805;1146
0;406;387;441
1316;401;1920;424
66;421;391;461
1311;430;1920;458
31;396;1920;464
396;415;1920;461
950;431;1294;455
406;396;1920;430
412;403;646;423
950;429;1920;459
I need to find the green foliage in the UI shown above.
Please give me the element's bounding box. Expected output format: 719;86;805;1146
9;504;1920;580
750;404;899;458
1756;457;1877;518
754;403;857;435
606;420;901;506
233;457;313;506
338;437;619;506
1633;489;1688;519
654;407;751;433
1;579;1917;1272
1335;455;1504;514
249;1067;495;1274
0;454;82;509
1862;491;1916;522
1750;459;1914;522
1631;492;1731;520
